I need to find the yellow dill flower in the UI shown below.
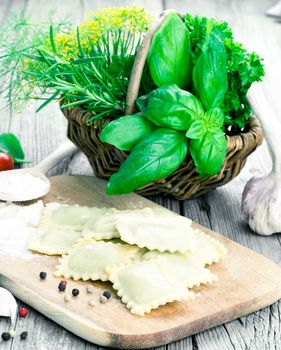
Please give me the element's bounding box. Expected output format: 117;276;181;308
93;6;153;32
36;7;154;62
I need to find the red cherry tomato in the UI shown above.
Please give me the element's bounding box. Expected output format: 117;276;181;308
0;153;14;171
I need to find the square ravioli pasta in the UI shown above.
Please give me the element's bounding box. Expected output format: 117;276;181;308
27;228;82;255
141;250;218;288
188;229;227;265
116;215;193;253
107;258;195;316
55;239;139;281
82;207;155;240
40;203;108;231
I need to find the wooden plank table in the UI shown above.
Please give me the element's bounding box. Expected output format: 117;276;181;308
0;0;281;349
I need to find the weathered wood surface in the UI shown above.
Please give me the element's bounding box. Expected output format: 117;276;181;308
0;0;281;349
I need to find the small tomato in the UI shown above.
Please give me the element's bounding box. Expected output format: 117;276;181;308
0;152;14;171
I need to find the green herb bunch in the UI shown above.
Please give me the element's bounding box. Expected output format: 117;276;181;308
0;9;264;196
184;14;265;129
28;27;145;122
101;12;263;195
0;7;153;120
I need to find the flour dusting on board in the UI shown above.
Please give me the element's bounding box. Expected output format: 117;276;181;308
0;201;43;259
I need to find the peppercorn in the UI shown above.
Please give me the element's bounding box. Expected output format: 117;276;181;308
72;288;79;297
1;332;11;341
64;294;71;302
9;330;16;338
58;282;66;292
60;280;67;285
103;290;111;299
86;285;94;293
19;307;28;317
39;271;47;280
100;295;107;304
20;331;28;340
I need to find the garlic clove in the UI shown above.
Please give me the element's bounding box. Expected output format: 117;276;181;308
0;287;18;326
242;173;281;235
243;83;281;236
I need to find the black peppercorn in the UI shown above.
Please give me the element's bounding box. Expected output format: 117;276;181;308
39;271;47;280
103;290;111;299
58;282;66;292
1;332;11;341
72;288;79;297
20;331;28;340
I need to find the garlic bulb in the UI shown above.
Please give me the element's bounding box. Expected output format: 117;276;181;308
242;82;281;235
0;287;17;325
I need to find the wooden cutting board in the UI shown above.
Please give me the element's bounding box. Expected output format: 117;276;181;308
1;175;281;349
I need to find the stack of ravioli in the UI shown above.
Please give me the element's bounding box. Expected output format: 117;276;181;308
28;203;227;316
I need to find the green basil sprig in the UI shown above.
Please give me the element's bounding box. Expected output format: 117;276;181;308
0;133;29;163
102;95;227;193
100;114;155;151
147;13;193;88
100;17;230;194
106;128;187;195
137;84;204;131
187;108;227;177
193;28;228;110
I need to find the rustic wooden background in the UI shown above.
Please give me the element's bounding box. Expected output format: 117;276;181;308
0;0;281;349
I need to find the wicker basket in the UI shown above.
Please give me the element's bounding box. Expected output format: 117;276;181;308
62;10;264;200
63;106;263;200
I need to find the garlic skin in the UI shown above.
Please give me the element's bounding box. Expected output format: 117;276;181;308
242;82;281;235
0;287;18;325
242;173;281;235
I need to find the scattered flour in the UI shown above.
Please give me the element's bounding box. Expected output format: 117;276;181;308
0;201;44;260
0;172;46;197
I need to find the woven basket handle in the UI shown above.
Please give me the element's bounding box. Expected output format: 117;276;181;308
125;9;179;115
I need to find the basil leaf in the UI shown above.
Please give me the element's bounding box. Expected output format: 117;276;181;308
185;120;205;139
106;128;187;194
0;133;28;163
193;28;228;110
204;107;224;129
147;13;193;88
100;114;155;151
137;84;204;131
190;130;227;177
186;107;224;140
187;107;226;177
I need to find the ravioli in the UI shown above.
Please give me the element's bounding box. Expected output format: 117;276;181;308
27;228;82;255
55;239;139;281
189;229;227;265
34;200;227;317
82;207;156;240
40;203;108;231
142;250;217;288
82;208;120;240
107;258;195;316
116;216;193;253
